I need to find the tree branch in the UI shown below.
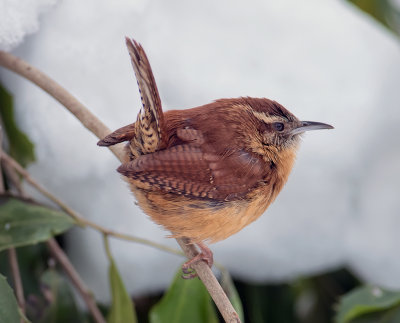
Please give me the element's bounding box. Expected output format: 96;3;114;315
0;50;241;323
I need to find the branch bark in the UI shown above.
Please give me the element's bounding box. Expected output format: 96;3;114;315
0;50;241;323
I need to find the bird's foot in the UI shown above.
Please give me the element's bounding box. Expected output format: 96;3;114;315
181;242;213;279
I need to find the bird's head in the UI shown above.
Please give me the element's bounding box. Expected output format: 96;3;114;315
243;97;333;151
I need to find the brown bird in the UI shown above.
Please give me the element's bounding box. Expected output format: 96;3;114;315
98;38;333;278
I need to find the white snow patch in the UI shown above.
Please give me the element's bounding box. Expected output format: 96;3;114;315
0;0;57;51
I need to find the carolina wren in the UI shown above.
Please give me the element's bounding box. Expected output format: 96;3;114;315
98;38;333;277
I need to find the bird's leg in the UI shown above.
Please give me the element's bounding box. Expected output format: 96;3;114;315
181;242;214;279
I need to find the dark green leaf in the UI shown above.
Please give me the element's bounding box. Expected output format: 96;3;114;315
236;281;296;323
149;268;218;323
347;0;400;37
0;84;35;167
350;306;400;323
335;285;400;323
104;236;137;323
0;244;50;300
220;268;244;322
0;273;21;323
0;197;75;251
39;269;85;323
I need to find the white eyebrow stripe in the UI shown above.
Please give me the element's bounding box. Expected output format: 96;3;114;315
250;110;284;124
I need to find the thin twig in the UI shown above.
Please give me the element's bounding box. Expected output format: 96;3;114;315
1;152;183;257
7;249;26;316
2;157;26;197
1;125;26;320
0;125;4;192
47;238;106;323
0;49;241;323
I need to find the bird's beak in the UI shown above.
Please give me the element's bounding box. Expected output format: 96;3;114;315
291;121;334;135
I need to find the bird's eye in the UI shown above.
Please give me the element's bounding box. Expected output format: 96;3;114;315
273;122;284;132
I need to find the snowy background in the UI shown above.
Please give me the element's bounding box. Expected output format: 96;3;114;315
1;0;400;302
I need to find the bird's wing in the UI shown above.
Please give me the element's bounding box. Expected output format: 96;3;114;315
117;129;267;201
126;37;165;154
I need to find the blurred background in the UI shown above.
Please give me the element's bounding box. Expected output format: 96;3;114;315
1;0;400;322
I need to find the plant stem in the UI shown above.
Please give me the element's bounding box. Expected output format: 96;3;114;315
1;123;26;321
7;249;26;317
0;125;4;192
47;238;106;323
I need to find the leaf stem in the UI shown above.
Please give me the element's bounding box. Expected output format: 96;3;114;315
103;233;112;260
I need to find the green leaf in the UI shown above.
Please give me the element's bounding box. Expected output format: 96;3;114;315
149;267;218;323
39;269;85;323
347;0;400;37
0;84;35;167
220;268;244;322
335;285;400;323
0;274;20;323
0;197;75;252
0;244;50;300
350;306;400;323
104;236;137;323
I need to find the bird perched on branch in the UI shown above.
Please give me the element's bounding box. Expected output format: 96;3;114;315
98;37;333;278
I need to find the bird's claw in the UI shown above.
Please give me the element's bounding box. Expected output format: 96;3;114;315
181;248;214;279
181;266;198;279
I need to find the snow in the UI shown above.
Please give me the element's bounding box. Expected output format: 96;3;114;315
0;0;56;51
1;0;400;301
